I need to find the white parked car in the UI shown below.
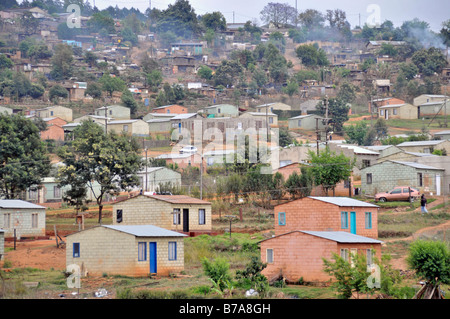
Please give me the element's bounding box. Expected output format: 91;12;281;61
179;145;198;154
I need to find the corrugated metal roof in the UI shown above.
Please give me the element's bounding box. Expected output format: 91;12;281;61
301;231;383;244
338;144;379;155
309;197;379;207
102;225;187;237
391;161;444;170
397;140;444;147
146;195;211;205
0;200;46;209
434;130;450;135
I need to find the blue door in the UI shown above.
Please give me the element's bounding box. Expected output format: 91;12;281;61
350;212;356;234
149;242;157;274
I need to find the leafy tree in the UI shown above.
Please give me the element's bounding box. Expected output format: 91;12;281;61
121;89;138;116
88;11;115;33
337;82;357;104
99;73;126;97
260;2;297;28
85;82;103;99
156;0;201;39
344;122;370;146
49;84;68;102
293;69;320;84
27;43;52;62
308;147;354;196
284;167;314;199
298;9;325;29
120;26;138;46
213;60;244;87
378;43;398;57
0;55;13;69
197;65;213;81
407;240;450;286
440;19;450;48
200;11;226;31
0;114;51;199
57;121;143;224
288;28;307;43
412;47;448;76
20;11;39;35
316;97;349;134
295;44;329;67
146;70;163;91
29;83;45;99
283;80;299;96
399;62;419;81
50;44;73;80
84;51;98;68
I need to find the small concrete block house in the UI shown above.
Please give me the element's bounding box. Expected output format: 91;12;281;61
106;119;149;136
112;194;212;236
153;104;188;115
434;130;450;140
378;103;417;120
255;102;292;113
40;117;67;141
35;105;73;122
259;196;381;283
66;225;186;277
288;114;325;131
95;105;131;120
0;200;46;239
260;231;382;283
361;160;445;196
204;104;239;118
396;140;450;155
240;112;278;127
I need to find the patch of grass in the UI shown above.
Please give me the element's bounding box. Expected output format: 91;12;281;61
274;285;336;299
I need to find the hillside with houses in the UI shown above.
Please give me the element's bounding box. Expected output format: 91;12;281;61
0;0;449;302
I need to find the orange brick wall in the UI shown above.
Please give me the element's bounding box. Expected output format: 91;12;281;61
41;125;65;141
153;105;188;114
274;197;378;238
260;231;382;283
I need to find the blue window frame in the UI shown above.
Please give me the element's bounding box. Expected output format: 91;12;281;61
138;242;147;261
73;243;80;258
168;242;177;261
341;212;348;229
365;212;372;229
278;212;286;226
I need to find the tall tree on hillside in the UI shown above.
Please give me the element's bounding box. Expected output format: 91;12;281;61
0;114;51;199
260;2;297;28
200;11;226;31
50;43;73;80
57;121;143;224
156;0;201;38
298;9;325;29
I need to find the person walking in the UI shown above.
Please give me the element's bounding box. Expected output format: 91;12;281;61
420;194;428;214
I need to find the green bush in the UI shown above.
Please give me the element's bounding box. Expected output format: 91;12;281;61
202;257;232;291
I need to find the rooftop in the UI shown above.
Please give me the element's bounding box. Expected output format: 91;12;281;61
0;200;46;209
100;225;186;237
308;196;379;208
301;231;383;244
397;140;445;147
390;161;444;170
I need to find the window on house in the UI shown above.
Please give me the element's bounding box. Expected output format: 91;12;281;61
173;209;181;225
341;212;348;229
418;173;423;187
366;249;374;266
138;242;147;261
199;209;206;225
362;160;371;168
393;108;397;115
109;110;112;115
266;249;274;263
423;148;431;154
29;189;38;200
54;186;61;199
350;248;358;267
217;108;221;114
340;248;349;262
32;213;38;228
73;243;80;258
4;213;11;228
298;119;302;127
380;109;384;116
269;117;274;124
366;173;373;185
123;125;129;132
50;111;54;116
168;242;177;261
116;209;123;223
278;212;286;226
167;109;170;114
365;212;372;229
344;180;350;189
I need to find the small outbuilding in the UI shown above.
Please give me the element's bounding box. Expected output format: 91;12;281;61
66;224;186;277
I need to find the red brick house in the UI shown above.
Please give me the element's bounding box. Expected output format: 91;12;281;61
259;196;382;283
40;117;67;141
153;104;188;114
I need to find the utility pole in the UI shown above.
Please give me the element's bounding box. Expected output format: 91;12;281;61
324;95;329;147
104;106;108;134
315;117;320;155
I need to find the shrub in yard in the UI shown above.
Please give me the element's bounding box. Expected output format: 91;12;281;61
201;257;232;292
235;256;269;294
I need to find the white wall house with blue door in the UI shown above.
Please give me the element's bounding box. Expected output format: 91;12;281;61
65;225;186;277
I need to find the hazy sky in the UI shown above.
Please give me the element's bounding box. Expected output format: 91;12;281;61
89;0;449;31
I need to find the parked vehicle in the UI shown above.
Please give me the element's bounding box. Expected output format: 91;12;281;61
179;145;198;154
375;186;420;202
